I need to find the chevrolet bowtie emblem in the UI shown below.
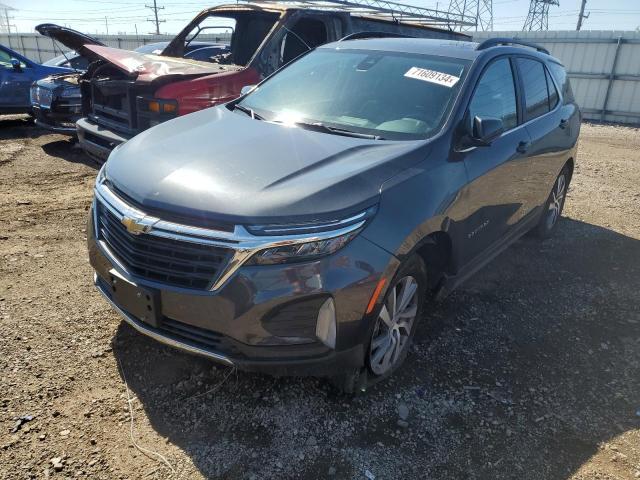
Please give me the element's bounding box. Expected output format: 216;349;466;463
121;216;152;235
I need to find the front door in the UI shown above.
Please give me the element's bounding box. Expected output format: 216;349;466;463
0;48;33;109
458;56;532;266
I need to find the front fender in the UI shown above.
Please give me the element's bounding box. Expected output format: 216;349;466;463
361;154;468;266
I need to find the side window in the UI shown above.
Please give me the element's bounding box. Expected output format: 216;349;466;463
517;58;551;121
545;67;559;110
280;18;327;65
468;57;518;131
547;61;575;103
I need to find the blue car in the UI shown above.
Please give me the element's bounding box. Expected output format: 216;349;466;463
0;44;73;115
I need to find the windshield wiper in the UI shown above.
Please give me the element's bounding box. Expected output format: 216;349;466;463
295;122;384;140
233;104;264;120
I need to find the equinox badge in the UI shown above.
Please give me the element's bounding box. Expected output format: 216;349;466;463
121;216;152;235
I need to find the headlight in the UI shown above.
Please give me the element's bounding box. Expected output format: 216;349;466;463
245;206;377;265
246;230;360;265
59;87;81;99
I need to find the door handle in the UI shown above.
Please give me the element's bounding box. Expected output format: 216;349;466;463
559;118;568;129
516;141;530;154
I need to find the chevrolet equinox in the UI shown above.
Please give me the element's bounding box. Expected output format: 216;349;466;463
88;37;580;392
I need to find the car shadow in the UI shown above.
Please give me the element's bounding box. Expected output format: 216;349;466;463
41;139;100;170
111;218;640;479
0;115;46;140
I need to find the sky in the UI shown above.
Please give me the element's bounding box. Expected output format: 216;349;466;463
2;0;640;35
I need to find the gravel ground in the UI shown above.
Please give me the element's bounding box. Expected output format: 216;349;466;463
0;117;639;480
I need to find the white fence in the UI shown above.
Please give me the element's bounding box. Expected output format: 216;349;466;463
0;32;231;63
473;30;640;125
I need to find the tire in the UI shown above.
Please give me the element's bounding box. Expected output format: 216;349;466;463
532;165;570;239
366;254;427;379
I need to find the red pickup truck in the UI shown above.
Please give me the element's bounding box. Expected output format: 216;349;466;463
76;2;468;161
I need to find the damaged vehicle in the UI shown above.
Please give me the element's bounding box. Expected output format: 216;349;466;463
30;24;105;134
87;37;580;391
76;2;468;161
30;25;230;135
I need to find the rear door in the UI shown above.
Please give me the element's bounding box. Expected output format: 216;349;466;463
514;56;572;213
458;56;533;265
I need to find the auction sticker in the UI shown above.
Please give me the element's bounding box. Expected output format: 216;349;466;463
404;67;460;87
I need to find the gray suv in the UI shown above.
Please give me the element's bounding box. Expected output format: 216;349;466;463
88;37;580;391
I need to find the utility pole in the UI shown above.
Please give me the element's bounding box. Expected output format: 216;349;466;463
576;0;589;31
104;16;109;35
146;0;165;35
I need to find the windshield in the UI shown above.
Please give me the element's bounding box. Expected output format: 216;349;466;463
238;49;469;140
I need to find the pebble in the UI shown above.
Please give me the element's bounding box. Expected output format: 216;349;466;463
397;419;409;428
59;430;70;437
328;466;336;476
398;403;409;420
50;457;64;471
306;436;317;446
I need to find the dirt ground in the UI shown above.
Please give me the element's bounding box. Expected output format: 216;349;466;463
0;117;639;480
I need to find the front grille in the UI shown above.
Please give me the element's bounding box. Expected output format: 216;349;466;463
90;78;137;135
96;201;232;290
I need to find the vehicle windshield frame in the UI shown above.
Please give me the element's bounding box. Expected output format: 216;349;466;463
236;47;472;141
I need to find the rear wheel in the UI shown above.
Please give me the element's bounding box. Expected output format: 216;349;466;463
532;166;569;238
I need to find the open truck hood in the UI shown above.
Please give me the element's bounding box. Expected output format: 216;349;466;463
35;23;104;62
83;45;241;83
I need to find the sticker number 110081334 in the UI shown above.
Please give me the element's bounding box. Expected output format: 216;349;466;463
404;67;460;88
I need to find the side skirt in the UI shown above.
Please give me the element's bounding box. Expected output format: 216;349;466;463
434;209;542;301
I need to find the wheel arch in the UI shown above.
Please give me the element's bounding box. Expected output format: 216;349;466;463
413;230;454;291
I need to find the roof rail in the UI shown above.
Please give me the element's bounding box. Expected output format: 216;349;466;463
339;31;413;41
476;38;550;55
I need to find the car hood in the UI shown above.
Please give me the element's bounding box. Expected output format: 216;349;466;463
35;23;104;62
105;106;431;225
83;45;241;83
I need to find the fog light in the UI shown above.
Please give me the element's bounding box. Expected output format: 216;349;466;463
316;297;336;349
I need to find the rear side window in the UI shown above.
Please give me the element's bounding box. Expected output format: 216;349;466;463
517;58;551;121
547;61;575;103
468;58;518;131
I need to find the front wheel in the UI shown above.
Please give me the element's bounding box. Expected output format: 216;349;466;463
367;254;427;378
532;166;570;238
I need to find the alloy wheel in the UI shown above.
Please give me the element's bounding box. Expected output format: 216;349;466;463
546;173;566;230
369;276;419;376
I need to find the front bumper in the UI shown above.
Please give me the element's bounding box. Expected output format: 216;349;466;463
32;105;79;135
77;117;130;161
88;208;395;376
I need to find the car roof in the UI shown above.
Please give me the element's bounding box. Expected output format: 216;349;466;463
320;37;557;63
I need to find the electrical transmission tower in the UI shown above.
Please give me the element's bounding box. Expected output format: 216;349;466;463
146;0;165;35
523;0;559;31
448;0;493;31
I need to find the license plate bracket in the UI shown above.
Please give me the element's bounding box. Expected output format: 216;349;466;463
108;270;160;327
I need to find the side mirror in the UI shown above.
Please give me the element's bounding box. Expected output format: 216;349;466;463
240;85;256;96
471;116;503;145
10;58;22;72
